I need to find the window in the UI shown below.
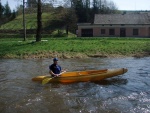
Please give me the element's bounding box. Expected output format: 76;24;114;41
81;29;93;37
101;29;105;34
133;29;139;35
109;29;115;35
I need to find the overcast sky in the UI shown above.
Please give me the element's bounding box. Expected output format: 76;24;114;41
1;0;150;11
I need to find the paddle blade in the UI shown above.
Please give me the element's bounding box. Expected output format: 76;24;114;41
42;78;52;85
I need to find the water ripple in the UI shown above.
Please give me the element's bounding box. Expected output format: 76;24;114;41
0;57;150;113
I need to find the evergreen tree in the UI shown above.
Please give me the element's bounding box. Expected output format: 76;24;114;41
3;1;11;18
93;0;99;13
84;0;91;22
0;2;4;18
75;0;86;23
12;10;16;19
91;0;99;21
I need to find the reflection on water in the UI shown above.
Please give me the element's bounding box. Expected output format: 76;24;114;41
0;57;150;113
93;78;128;85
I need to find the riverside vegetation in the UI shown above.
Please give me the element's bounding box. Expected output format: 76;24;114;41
0;37;150;59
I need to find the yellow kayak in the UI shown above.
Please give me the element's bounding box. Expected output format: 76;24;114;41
32;68;128;84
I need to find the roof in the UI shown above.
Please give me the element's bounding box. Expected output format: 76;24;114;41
94;13;150;25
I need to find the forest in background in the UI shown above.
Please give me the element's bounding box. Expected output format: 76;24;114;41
0;0;118;26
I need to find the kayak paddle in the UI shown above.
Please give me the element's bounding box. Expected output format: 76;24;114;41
42;77;53;85
42;71;66;85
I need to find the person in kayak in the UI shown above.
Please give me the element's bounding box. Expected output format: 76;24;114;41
49;58;66;77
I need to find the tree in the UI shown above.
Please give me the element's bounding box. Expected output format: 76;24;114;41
64;0;118;23
0;2;4;18
11;10;16;19
91;0;99;21
27;0;37;8
75;0;87;23
3;1;11;18
93;0;99;13
16;5;23;15
36;0;42;42
63;8;77;35
84;0;91;22
99;0;118;14
45;6;77;36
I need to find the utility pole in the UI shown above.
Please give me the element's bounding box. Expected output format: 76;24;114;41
23;0;26;41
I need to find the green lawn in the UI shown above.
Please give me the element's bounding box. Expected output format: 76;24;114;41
0;37;149;58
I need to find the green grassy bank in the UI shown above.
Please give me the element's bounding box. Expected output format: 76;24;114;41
0;37;150;59
0;13;52;30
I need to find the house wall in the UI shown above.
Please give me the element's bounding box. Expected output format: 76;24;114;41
139;27;149;37
93;27;100;37
125;27;149;37
115;28;120;36
78;25;150;37
126;27;132;37
77;28;81;37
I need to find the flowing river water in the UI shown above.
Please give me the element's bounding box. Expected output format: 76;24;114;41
0;57;150;113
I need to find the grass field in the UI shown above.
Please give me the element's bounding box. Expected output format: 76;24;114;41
0;37;150;58
0;13;52;30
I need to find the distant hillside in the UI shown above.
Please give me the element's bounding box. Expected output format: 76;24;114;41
0;13;52;30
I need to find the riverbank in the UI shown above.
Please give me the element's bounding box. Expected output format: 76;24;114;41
0;37;150;59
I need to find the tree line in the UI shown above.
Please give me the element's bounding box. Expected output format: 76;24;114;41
0;1;16;25
24;0;118;23
67;0;118;23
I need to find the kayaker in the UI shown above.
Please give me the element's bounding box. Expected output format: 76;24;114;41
49;58;66;77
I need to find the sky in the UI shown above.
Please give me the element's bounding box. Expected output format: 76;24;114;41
113;0;150;10
1;0;150;11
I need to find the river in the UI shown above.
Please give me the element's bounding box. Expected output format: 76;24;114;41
0;57;150;113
